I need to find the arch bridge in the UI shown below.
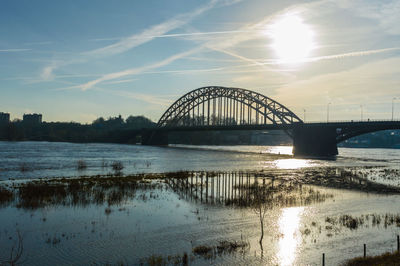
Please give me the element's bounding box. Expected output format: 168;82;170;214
157;86;302;128
142;86;400;157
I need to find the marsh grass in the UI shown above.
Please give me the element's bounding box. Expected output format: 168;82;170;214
111;161;124;172
4;174;163;209
324;213;400;231
345;251;400;266
140;253;191;266
3;167;400;212
192;245;212;255
299;213;400;239
0;186;13;205
192;240;249;259
140;240;248;265
225;182;334;209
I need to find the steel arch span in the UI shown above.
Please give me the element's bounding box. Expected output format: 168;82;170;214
157;86;303;128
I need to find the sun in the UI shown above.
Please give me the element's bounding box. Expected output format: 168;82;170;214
268;14;315;63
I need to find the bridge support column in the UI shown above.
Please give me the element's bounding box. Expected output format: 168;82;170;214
292;126;338;157
141;129;169;145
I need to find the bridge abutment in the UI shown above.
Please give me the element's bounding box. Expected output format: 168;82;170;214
292;126;338;157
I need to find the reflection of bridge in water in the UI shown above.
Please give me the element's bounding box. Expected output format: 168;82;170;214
165;170;400;207
166;172;267;206
165;172;334;207
142;86;400;157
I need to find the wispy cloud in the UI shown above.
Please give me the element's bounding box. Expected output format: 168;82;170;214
90;30;252;42
70;0;400;94
99;88;173;107
80;47;203;90
55;44;400;90
104;78;138;85
273;56;400;120
84;0;219;58
39;0;231;82
0;48;31;52
252;47;400;65
336;0;400;35
23;41;53;46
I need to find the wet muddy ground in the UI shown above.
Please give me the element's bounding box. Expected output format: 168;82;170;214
1;167;400;265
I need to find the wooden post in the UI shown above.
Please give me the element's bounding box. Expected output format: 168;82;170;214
397;235;399;252
322;253;325;266
363;244;366;258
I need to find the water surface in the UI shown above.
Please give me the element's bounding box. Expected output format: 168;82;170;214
0;141;400;265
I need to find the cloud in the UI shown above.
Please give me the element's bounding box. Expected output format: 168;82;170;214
272;56;400;120
335;0;400;35
76;0;305;89
89;29;252;42
104;78;138;85
85;0;219;57
40;65;56;80
23;41;53;46
0;49;31;52
80;47;203;90
39;0;234;81
75;0;400;94
96;88;173;107
251;47;400;65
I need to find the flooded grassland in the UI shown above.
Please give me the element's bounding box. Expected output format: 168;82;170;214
1;166;400;265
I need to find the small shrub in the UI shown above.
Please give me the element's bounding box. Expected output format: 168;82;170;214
105;207;112;215
193;245;212;255
111;161;124;172
77;160;87;170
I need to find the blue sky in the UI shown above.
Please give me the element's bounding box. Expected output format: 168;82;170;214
1;0;400;123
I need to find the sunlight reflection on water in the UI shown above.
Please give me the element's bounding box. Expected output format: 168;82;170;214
261;146;293;155
274;159;311;169
277;207;304;266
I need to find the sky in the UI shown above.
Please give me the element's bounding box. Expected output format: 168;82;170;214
1;0;400;123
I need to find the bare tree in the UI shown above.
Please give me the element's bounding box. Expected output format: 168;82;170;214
252;186;270;251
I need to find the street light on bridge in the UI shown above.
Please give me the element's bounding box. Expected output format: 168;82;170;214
360;105;363;121
393;97;397;121
327;103;331;122
303;109;306;122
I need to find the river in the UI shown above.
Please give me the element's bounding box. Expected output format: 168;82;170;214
0;141;399;265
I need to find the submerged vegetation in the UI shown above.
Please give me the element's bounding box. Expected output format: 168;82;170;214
0;186;13;206
0;167;400;210
1;174;164;209
138;240;248;265
192;240;249;259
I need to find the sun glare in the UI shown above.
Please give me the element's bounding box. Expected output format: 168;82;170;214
277;207;304;265
268;14;315;63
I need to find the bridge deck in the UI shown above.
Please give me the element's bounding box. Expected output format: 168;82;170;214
157;120;400;132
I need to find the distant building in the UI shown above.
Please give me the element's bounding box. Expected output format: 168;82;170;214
23;113;42;124
0;112;10;125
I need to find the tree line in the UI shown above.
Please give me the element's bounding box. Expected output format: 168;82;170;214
0;115;156;143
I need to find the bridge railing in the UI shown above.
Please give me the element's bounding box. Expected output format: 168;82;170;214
304;119;400;124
